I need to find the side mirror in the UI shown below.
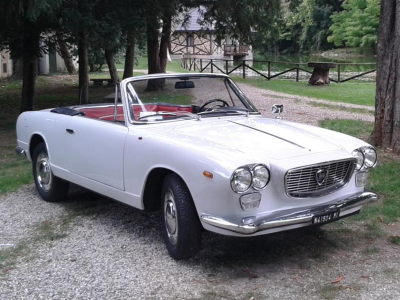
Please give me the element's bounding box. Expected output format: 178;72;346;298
271;104;283;119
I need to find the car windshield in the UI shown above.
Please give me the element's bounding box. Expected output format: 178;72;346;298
124;75;259;123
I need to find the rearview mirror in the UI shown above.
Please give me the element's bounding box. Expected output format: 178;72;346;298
175;81;195;89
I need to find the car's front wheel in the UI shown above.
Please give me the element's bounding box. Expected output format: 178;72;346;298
32;142;69;202
161;174;202;259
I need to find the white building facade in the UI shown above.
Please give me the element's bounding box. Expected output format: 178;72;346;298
0;50;13;78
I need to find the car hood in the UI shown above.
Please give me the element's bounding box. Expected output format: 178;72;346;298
173;117;343;160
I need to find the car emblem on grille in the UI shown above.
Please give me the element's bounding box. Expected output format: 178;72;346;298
316;169;328;186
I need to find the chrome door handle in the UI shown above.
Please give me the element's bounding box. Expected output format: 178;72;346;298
66;129;75;134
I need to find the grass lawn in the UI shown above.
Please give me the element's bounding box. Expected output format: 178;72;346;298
0;91;32;193
233;76;376;106
319;119;374;140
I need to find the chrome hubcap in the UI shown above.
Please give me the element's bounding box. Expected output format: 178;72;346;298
36;153;52;192
164;190;178;245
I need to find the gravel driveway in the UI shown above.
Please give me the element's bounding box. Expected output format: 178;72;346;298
1;84;398;300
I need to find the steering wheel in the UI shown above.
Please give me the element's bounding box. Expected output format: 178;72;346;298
199;99;230;112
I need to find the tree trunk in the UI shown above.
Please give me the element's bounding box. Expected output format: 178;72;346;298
105;49;119;83
159;12;172;73
307;63;337;86
147;22;161;75
20;55;37;112
146;19;164;91
57;35;76;74
308;68;330;85
20;30;40;112
374;0;400;152
13;59;24;79
123;30;135;79
78;31;89;104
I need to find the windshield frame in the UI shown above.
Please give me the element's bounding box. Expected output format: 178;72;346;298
120;73;260;125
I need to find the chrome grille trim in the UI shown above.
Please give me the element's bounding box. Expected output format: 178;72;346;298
285;158;357;198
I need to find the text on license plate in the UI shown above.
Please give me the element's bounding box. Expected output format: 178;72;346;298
312;210;340;225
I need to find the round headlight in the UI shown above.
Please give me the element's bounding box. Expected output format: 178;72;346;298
231;167;252;193
352;150;364;170
252;164;270;190
363;147;377;168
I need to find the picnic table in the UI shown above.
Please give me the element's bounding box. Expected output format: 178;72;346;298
307;62;337;85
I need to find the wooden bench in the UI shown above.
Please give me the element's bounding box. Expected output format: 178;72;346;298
89;78;113;87
307;62;337;85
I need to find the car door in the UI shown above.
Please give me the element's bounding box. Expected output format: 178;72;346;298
65;116;128;190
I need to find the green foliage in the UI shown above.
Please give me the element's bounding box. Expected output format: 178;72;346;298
328;0;380;51
202;0;280;45
255;0;343;53
0;0;64;59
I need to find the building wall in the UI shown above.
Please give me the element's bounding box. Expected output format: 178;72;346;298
171;32;253;60
171;32;213;56
38;51;69;74
0;50;13;78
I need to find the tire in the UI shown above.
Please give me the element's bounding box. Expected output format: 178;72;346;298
32;142;69;202
161;173;202;260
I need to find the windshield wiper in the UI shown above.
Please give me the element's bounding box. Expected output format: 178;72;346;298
138;111;197;120
198;108;256;117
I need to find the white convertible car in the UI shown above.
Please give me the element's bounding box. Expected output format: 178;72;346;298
16;73;378;259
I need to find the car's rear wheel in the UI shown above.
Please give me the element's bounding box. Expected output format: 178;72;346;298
32;142;69;202
161;174;202;259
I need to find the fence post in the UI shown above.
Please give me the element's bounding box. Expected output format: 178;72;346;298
296;64;299;82
242;62;246;79
200;59;202;72
338;64;341;83
211;59;213;73
226;60;228;74
268;61;271;80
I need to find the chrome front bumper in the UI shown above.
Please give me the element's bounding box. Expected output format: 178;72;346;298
201;191;378;235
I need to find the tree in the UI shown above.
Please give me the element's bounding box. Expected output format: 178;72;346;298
59;0;103;104
253;0;342;53
328;0;380;52
203;0;280;46
119;0;143;79
145;0;193;77
56;34;76;74
0;0;64;112
374;0;400;152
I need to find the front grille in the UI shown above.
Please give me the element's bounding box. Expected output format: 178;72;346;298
285;159;356;198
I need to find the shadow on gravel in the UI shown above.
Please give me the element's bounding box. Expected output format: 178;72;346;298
55;183;164;241
57;184;367;272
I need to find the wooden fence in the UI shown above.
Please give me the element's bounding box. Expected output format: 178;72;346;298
181;58;377;83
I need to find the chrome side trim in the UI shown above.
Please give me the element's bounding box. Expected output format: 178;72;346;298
201;191;378;235
15;147;26;157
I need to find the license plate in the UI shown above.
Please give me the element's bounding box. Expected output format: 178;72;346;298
312;210;340;225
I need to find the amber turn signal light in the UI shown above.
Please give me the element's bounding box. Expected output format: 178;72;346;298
203;171;213;178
